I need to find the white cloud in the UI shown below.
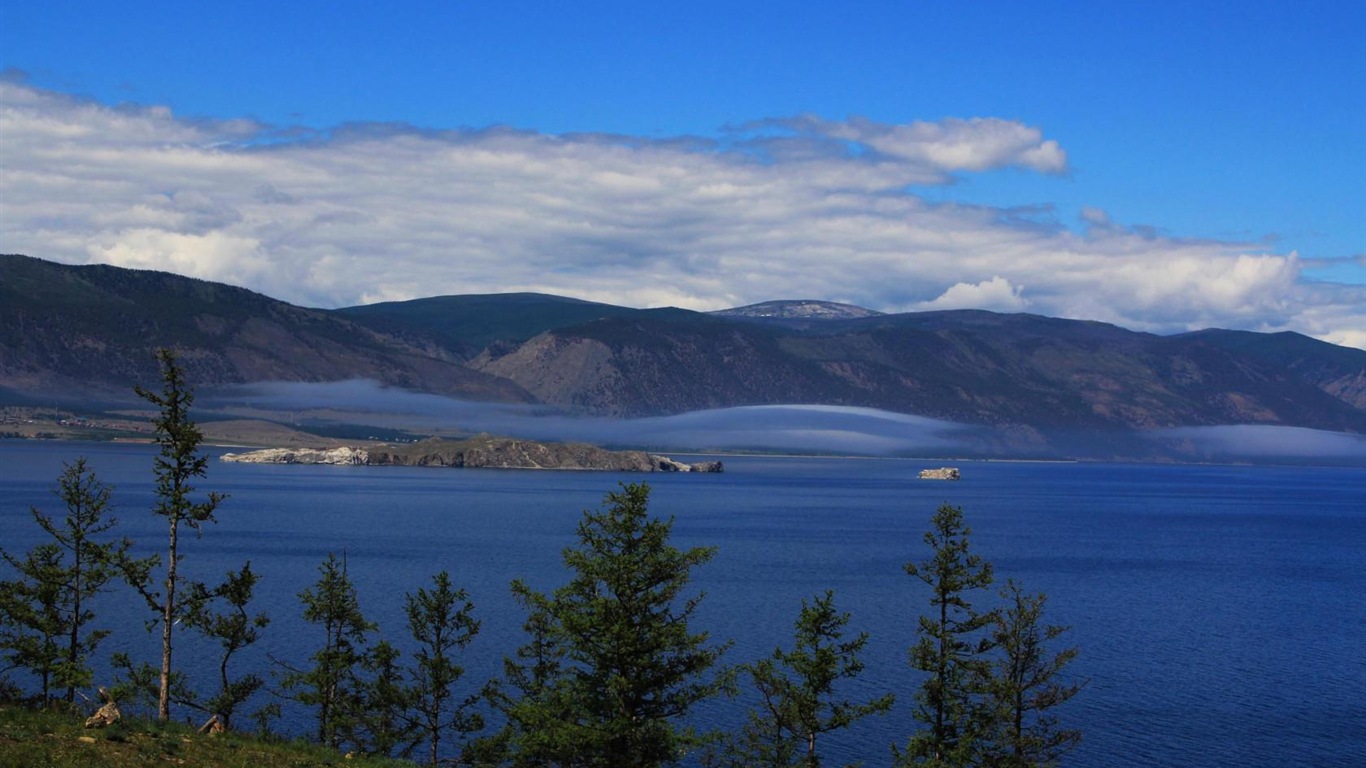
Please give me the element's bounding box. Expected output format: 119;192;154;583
2;80;1363;348
92;228;270;286
915;276;1029;312
769;114;1068;174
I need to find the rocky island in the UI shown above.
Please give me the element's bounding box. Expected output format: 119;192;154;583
221;435;723;473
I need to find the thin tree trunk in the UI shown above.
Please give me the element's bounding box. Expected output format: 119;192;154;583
68;538;82;704
220;647;231;729
159;520;178;721
936;587;948;759
1013;689;1024;760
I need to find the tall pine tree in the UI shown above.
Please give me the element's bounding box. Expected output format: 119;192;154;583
716;590;894;768
979;581;1083;768
495;483;729;768
0;458;129;706
123;348;226;721
403;570;482;764
282;552;376;749
898;503;995;768
181;562;270;730
0;543;64;705
478;586;575;766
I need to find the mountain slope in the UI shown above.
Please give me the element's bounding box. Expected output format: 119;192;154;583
473;309;853;416
335;292;647;359
0;255;531;403
4;254;1364;435
476;308;1366;430
1176;328;1366;410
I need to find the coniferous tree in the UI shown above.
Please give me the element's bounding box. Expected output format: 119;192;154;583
282;552;375;749
979;581;1083;768
351;639;414;757
109;649;194;718
114;563;269;727
898;503;995;768
496;482;729;768
182;562;270;730
0;458;129;706
478;587;574;766
716;590;894;768
0;543;64;705
122;348;226;721
403;570;482;765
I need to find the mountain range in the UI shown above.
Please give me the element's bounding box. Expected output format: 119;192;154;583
3;254;1364;444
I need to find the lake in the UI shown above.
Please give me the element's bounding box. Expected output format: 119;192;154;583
2;439;1364;766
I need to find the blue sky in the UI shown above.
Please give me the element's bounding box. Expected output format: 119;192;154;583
2;1;1364;345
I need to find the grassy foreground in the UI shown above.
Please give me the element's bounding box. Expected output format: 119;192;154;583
0;704;413;768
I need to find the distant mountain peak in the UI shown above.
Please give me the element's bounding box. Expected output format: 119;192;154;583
711;300;884;320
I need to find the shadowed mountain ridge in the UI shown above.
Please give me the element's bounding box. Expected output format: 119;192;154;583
3;254;1363;435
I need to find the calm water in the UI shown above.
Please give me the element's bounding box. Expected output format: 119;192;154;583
1;440;1363;766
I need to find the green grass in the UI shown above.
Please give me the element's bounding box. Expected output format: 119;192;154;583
0;704;414;768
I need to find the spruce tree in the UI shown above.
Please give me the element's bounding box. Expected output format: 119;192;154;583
979;581;1083;768
478;587;574;766
718;590;894;768
351;639;414;757
123;348;226;721
898;503;995;768
0;543;64;705
0;458;129;706
497;482;729;768
282;552;376;749
181;562;270;729
403;570;482;765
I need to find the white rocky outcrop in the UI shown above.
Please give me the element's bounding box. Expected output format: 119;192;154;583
650;455;724;473
221;446;369;465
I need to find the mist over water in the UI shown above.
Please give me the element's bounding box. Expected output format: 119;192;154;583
203;379;1366;465
205;380;981;455
1148;424;1366;461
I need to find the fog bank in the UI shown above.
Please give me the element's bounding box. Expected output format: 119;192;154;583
1148;425;1366;462
203;380;1366;465
204;380;978;456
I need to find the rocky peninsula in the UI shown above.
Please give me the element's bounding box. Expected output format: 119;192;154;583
220;435;723;473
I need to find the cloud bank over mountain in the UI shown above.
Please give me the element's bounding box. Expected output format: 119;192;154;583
3;79;1363;348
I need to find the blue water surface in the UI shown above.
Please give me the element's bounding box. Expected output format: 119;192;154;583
1;441;1363;766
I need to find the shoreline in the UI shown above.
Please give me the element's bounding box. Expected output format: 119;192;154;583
9;433;1366;471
